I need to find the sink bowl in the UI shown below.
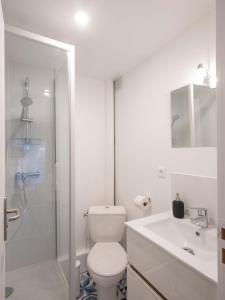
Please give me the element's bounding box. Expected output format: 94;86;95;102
126;211;217;283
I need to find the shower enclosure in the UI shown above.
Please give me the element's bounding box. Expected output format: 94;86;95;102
4;27;75;300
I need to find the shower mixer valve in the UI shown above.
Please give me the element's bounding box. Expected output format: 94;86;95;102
15;171;41;182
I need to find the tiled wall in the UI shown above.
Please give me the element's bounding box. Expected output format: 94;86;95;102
5;61;55;271
171;173;217;225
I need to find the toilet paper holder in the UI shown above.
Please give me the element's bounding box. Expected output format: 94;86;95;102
134;195;151;211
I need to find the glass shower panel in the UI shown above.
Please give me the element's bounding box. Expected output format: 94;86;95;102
5;32;70;300
5;58;56;271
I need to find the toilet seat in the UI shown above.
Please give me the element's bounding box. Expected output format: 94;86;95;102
87;242;127;277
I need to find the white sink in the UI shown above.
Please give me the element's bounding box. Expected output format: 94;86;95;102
145;217;217;262
126;211;217;283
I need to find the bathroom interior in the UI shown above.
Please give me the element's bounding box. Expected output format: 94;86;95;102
0;0;225;300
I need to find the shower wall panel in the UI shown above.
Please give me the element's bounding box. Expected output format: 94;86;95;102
6;61;56;271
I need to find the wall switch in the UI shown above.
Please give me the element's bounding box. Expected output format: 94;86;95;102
158;166;166;178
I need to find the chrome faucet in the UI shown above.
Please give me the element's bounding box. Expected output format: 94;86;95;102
188;208;208;228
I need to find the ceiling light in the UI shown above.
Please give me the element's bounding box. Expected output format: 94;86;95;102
74;11;89;27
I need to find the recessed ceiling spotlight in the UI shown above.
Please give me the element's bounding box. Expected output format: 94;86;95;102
74;10;89;27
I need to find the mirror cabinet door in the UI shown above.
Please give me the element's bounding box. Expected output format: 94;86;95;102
171;84;216;148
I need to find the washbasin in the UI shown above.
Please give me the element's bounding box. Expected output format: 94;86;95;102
145;217;217;262
126;211;218;283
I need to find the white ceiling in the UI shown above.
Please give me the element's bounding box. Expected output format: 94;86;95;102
2;0;215;80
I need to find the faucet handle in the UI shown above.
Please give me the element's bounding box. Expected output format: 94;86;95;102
186;207;208;218
187;207;208;228
197;208;208;217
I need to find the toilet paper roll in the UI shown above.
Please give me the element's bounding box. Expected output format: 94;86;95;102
134;195;151;211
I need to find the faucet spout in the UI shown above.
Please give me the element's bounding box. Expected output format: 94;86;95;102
187;208;208;228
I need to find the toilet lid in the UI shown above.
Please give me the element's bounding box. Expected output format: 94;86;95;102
87;242;127;277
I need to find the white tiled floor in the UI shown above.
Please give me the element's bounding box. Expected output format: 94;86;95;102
6;260;69;300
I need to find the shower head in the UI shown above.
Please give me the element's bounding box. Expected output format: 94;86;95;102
20;96;33;107
171;114;180;127
21;78;33;106
172;114;180;122
20;77;33;121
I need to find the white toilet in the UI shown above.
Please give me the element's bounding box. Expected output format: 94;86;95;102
87;205;127;300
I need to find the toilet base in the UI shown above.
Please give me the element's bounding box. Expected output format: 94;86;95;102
96;284;118;300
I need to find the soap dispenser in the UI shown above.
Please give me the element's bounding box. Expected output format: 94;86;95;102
172;193;184;218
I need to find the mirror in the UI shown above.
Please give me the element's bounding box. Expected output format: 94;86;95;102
171;84;216;147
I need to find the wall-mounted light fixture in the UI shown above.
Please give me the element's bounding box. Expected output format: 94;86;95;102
195;63;217;88
196;63;211;85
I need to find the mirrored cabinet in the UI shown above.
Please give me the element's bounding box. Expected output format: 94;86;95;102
171;84;216;148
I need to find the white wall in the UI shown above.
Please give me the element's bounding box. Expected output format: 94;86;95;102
171;173;217;224
75;76;113;252
115;12;216;221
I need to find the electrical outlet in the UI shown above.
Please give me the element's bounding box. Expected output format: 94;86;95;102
158;166;166;178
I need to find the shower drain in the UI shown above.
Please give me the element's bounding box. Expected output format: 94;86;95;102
182;247;195;256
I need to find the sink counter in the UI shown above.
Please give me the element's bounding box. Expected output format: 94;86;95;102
126;211;217;284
